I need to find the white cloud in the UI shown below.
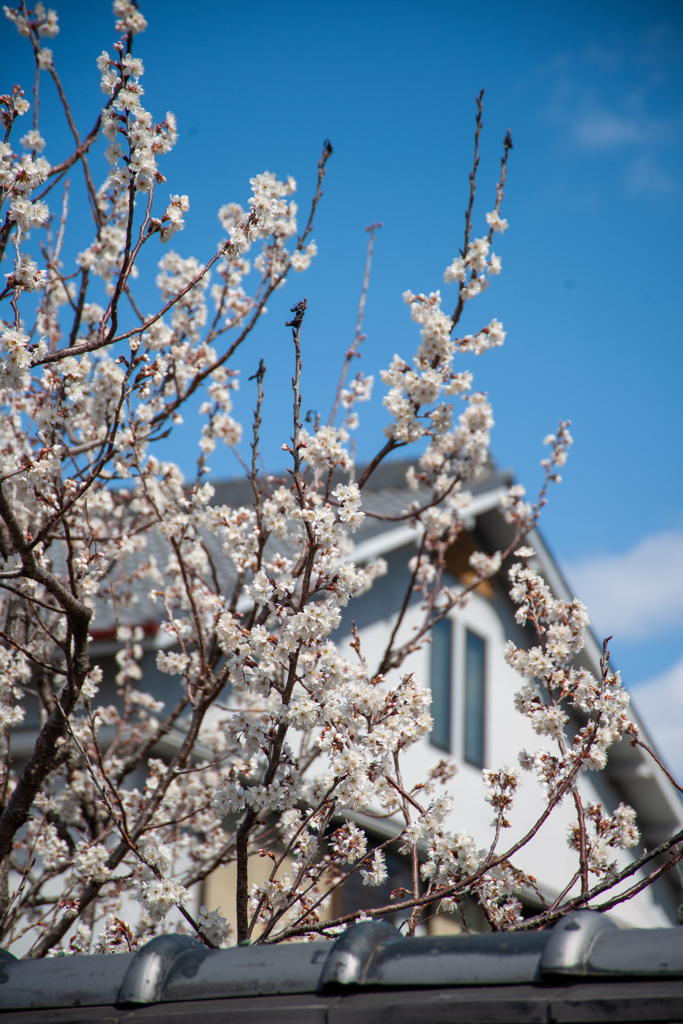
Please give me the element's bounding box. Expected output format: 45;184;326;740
564;530;683;642
630;657;683;781
625;154;678;196
538;28;683;201
573;111;646;148
571;108;681;151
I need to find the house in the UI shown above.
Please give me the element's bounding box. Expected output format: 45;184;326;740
76;458;683;935
324;459;683;930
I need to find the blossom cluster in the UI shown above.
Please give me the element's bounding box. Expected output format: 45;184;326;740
568;802;639;877
443;209;505;293
504;547;635;813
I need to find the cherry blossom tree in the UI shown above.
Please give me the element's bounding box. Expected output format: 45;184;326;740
1;0;681;958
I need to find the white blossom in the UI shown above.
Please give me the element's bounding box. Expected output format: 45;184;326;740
135;878;189;922
360;849;387;887
197;906;232;946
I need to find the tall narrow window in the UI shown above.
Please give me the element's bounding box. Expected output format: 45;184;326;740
464;629;486;767
430;617;452;751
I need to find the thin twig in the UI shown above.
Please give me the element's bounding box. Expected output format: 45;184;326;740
328;222;382;425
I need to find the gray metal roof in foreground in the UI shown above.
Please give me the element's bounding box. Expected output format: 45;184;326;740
2;912;683;1022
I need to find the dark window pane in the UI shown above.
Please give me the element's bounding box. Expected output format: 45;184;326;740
430;618;452;751
464;630;485;768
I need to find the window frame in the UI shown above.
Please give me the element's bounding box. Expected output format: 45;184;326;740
462;626;487;769
428;615;453;753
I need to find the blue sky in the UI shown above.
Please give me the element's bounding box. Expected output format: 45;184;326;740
4;1;683;764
